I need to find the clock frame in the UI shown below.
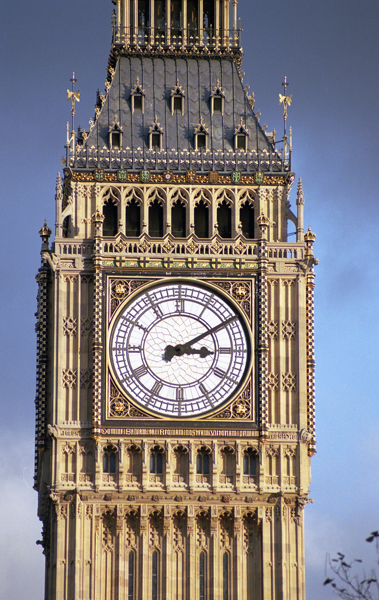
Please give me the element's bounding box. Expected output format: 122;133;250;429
104;275;255;422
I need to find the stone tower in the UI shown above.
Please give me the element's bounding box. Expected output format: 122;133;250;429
34;1;318;598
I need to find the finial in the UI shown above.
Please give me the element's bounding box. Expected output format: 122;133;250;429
39;220;52;249
296;178;304;205
66;73;81;165
279;76;292;165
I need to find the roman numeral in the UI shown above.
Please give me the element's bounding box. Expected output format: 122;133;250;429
176;388;184;401
133;365;148;379
214;367;226;379
128;345;142;353
151;381;163;395
219;348;232;354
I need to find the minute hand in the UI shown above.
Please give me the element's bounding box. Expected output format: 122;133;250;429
182;315;239;348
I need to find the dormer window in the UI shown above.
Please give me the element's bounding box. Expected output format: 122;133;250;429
210;79;225;115
108;117;123;150
171;80;185;115
234;118;249;151
131;78;145;113
149;117;164;149
194;118;209;151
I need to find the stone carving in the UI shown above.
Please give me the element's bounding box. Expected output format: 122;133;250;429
282;373;297;392
80;370;93;389
267;320;279;339
62;369;77;389
282;321;296;340
63;317;77;336
80;317;93;337
267;373;279;391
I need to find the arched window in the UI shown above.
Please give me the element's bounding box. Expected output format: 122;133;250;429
197;447;211;475
172;200;186;237
243;448;257;477
62;215;71;238
138;0;150;34
126;198;141;236
240;201;255;239
194;200;209;238
149;199;164;237
174;445;189;483
150;447;164;474
199;551;206;600
217;201;232;238
103;447;117;474
103;198;118;236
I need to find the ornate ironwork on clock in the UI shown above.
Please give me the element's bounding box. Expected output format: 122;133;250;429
108;280;252;418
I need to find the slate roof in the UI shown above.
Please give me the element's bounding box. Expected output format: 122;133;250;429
74;55;284;173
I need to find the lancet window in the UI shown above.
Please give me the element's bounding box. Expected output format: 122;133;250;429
199;551;206;600
102;195;119;236
217;200;232;238
128;551;135;600
126;197;141;236
194;199;210;238
240;200;255;239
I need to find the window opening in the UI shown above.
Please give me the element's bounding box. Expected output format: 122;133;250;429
155;0;165;38
200;552;206;600
223;553;229;600
103;199;118;236
126;198;141;236
134;95;142;110
188;0;198;37
62;215;71;238
103;451;116;474
171;0;182;38
197;134;206;149
243;449;257;476
174;96;183;111
128;551;135;600
237;135;246;150
172;200;186;237
152;133;160;148
213;97;222;112
197;451;210;475
152;551;158;600
149;199;164;237
217;201;232;238
150;450;163;474
240;201;255;238
194;200;209;238
203;0;215;39
111;131;120;149
138;0;150;38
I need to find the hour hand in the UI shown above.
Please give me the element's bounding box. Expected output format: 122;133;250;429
163;344;213;362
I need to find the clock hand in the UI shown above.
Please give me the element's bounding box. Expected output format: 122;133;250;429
163;315;238;362
164;345;214;362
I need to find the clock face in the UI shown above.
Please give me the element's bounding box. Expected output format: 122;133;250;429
109;280;251;418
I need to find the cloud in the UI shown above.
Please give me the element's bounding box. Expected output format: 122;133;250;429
0;434;44;600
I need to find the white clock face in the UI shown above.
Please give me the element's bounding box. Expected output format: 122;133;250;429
109;281;251;418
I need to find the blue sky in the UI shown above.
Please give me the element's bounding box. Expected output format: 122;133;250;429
1;1;379;598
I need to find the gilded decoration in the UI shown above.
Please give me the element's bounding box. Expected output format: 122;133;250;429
109;278;154;318
71;170;288;187
212;380;251;420
109;379;151;419
209;280;252;319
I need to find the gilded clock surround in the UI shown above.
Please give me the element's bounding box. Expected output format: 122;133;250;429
105;276;254;422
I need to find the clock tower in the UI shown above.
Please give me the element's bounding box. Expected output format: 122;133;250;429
35;1;318;599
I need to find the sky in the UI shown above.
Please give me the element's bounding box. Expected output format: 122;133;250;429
1;1;379;598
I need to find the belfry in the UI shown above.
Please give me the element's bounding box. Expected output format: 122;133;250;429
34;1;318;598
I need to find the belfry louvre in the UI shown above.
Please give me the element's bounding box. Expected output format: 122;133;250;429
34;1;318;598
